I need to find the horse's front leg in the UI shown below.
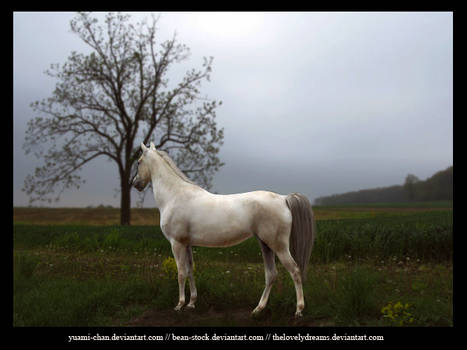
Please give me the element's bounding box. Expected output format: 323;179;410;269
170;240;187;311
171;240;197;311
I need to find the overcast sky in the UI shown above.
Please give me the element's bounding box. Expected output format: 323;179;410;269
13;11;453;207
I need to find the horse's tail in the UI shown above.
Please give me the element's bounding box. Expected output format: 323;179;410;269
285;192;316;282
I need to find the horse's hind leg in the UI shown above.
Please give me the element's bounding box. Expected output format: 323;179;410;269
275;248;305;317
252;239;277;315
185;245;197;309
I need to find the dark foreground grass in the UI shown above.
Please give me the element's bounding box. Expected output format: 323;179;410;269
13;210;452;327
13;248;452;326
14;272;154;326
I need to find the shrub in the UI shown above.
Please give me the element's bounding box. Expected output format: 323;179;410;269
161;257;178;279
381;301;415;326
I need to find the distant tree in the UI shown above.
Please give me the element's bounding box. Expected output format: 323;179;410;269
404;174;421;201
315;167;453;206
420;166;453;201
22;12;224;225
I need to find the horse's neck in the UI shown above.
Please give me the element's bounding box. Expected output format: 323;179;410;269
150;158;197;210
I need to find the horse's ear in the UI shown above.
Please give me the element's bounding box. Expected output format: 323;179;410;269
141;143;148;152
150;142;156;150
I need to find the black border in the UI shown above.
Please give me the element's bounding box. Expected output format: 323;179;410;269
11;7;458;346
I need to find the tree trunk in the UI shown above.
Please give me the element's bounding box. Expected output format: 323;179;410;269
120;178;131;225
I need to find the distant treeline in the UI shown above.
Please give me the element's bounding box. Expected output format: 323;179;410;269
314;166;453;206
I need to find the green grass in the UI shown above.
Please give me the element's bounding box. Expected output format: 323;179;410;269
14;273;155;326
13;207;453;327
315;200;453;208
314;211;453;263
13;248;452;326
14;210;452;263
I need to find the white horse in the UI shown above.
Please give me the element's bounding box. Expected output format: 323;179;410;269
133;142;315;317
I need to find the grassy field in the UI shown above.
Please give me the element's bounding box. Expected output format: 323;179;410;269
13;207;161;226
13;203;453;327
13;201;452;225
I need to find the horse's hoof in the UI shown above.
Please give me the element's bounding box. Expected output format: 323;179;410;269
174;305;183;312
295;311;303;318
252;307;267;319
186;304;196;310
251;307;262;315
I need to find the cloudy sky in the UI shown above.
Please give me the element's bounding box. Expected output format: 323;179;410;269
13;12;453;207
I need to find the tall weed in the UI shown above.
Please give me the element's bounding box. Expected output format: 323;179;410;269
334;266;379;324
14;252;40;280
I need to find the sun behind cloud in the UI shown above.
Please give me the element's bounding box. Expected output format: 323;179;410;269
191;12;265;39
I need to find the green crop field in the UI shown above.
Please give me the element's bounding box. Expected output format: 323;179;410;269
13;204;453;327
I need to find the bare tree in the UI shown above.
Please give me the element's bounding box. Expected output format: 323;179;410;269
23;12;224;225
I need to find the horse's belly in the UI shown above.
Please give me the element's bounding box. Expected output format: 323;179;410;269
190;229;252;248
188;211;253;247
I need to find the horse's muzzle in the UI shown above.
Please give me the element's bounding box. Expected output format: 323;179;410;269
132;176;146;192
134;181;144;192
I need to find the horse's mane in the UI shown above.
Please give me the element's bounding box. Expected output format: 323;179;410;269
157;150;198;187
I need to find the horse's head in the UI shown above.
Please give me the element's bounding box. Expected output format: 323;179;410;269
132;142;156;192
